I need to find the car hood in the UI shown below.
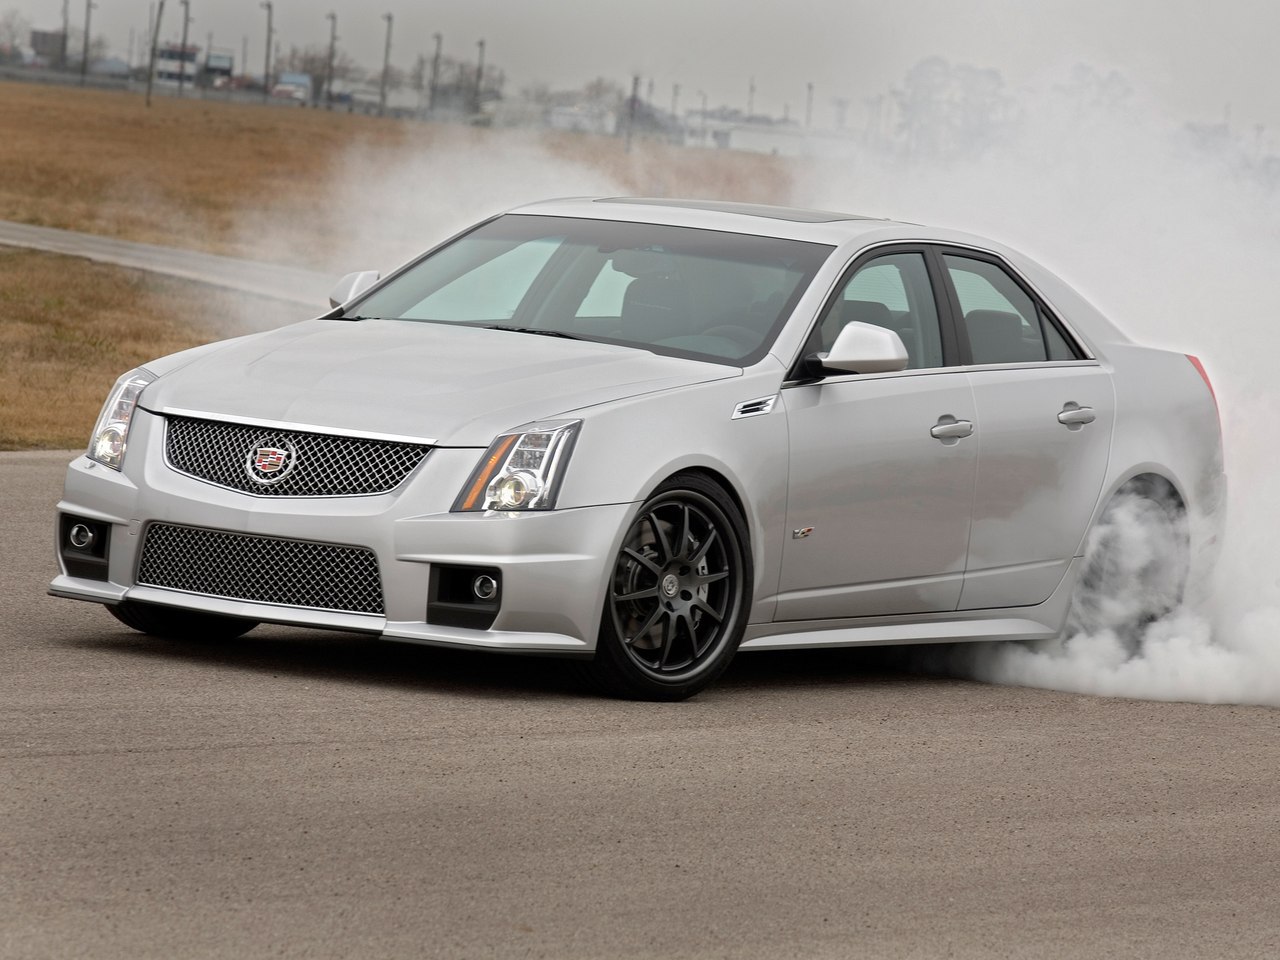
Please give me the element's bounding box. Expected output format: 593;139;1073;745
141;319;738;446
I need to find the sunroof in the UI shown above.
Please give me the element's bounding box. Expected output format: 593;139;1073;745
596;197;876;223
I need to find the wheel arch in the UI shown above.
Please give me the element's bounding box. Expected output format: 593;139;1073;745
1078;467;1189;557
632;460;778;624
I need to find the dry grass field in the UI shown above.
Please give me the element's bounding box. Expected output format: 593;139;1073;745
0;80;793;448
0;81;791;264
0;247;297;449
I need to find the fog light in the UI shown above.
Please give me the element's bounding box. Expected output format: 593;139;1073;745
473;575;498;601
68;523;96;549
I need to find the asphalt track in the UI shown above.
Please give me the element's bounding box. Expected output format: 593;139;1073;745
0;220;332;306
4;450;1280;959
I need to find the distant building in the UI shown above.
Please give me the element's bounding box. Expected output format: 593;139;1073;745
29;29;66;66
272;70;312;102
154;43;198;85
204;51;234;87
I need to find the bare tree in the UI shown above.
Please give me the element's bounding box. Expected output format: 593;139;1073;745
0;7;30;51
892;56;1015;159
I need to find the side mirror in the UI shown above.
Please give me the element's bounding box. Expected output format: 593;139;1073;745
812;320;909;375
328;270;381;309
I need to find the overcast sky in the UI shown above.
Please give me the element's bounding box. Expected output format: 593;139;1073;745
9;0;1279;131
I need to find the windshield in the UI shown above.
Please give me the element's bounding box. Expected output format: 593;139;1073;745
347;214;833;365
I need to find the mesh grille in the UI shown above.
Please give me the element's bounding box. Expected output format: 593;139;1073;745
138;522;384;615
165;415;430;497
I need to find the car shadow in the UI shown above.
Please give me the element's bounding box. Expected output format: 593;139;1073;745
62;622;953;701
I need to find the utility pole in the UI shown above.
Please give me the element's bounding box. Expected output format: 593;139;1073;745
747;76;755;117
177;0;190;97
806;81;814;128
260;0;272;104
474;38;485;116
60;0;69;70
79;0;95;86
378;12;393;117
325;11;337;109
671;83;679;119
428;32;441;114
625;74;639;152
145;0;164;106
698;88;708;141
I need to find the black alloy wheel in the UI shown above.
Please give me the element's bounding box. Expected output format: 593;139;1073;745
586;473;751;701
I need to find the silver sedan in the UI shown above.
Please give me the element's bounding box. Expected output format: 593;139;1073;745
50;198;1225;700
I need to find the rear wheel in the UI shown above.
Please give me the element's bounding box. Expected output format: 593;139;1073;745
1066;483;1188;652
584;474;752;701
108;600;259;640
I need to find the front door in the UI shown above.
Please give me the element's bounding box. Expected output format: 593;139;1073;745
775;250;977;621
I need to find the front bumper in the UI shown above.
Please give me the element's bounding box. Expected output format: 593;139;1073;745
50;410;633;654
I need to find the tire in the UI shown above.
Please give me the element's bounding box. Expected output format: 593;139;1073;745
584;473;753;701
108;600;259;641
1066;484;1189;653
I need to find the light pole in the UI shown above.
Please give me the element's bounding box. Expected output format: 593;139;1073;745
378;12;393;117
429;32;441;114
79;0;96;86
60;0;69;70
325;11;337;109
670;83;679;119
259;1;272;103
805;81;814;128
698;89;708;140
747;76;755;117
177;0;190;97
474;38;485;116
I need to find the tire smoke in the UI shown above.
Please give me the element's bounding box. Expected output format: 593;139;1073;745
792;68;1280;705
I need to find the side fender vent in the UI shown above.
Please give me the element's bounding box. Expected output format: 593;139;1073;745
731;395;778;420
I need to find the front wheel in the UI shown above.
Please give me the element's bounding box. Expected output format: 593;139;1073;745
584;474;753;701
108;600;259;641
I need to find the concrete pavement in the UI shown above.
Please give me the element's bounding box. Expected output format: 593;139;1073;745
4;451;1280;959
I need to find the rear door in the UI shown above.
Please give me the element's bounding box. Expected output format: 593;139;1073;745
937;250;1114;609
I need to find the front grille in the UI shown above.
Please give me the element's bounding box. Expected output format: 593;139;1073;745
138;522;384;615
165;415;430;497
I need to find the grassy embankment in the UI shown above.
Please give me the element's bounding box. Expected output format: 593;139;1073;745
0;81;790;449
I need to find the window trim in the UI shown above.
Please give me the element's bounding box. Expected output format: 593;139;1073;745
931;245;1091;365
784;243;961;381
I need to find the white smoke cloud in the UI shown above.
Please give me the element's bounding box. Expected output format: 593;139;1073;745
792;66;1280;705
236;126;628;280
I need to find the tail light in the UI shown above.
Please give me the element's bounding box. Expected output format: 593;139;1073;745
1186;354;1219;422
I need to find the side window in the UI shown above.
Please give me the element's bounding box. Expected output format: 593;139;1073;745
943;254;1079;364
402;237;562;321
818;252;943;369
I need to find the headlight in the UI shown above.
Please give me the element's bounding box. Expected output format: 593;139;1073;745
87;368;156;471
453;420;581;512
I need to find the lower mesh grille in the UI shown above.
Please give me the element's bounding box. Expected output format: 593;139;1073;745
137;522;384;615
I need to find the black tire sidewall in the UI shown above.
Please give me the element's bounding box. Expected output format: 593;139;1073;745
589;474;753;701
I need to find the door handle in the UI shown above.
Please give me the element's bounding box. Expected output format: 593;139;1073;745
1057;404;1096;426
930;417;974;441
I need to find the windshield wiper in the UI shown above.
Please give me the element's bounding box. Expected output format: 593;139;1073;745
482;324;584;340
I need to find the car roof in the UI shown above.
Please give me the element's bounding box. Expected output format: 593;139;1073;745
505;196;913;245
